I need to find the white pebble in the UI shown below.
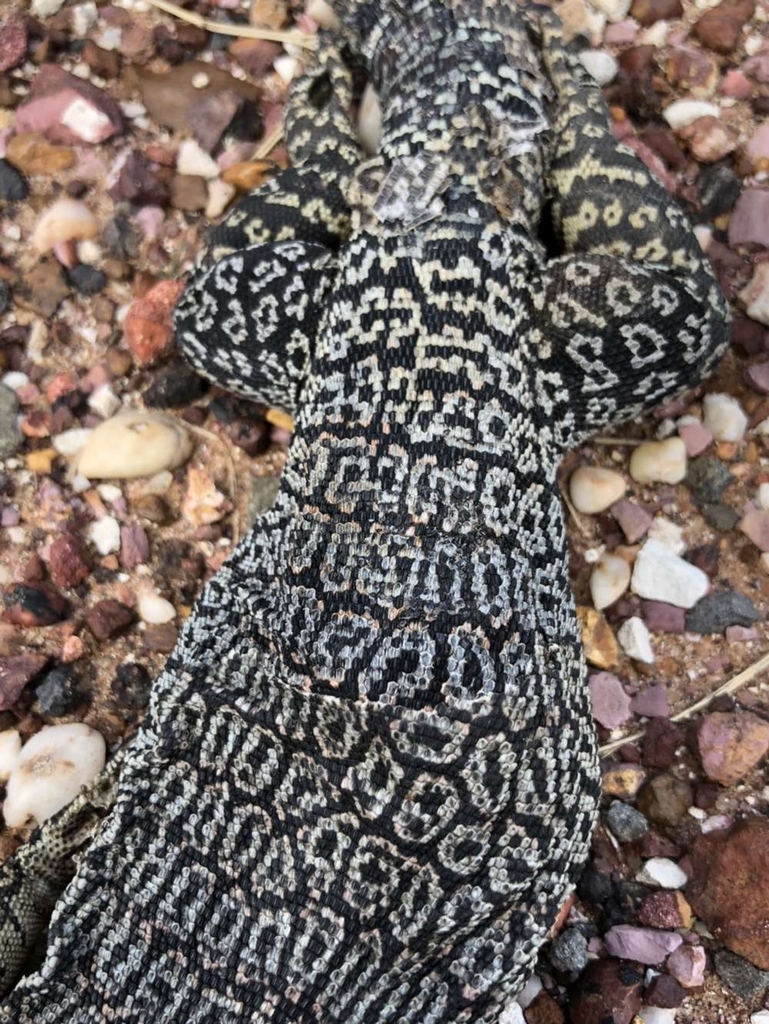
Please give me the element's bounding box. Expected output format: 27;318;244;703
647;517;685;556
741;259;769;327
191;71;210;89
693;225;712;252
498;1002;526;1024
590;0;632;19
274;55;300;85
76;411;193;480
758;483;769;510
631;538;709;609
590;553;631;610
32;199;99;255
176;139;220;180
663;100;720;129
617;615;655;664
0;729;21;783
87;385;121;420
629;437;687;485
206;179;236;219
750;1011;769;1024
31;0;66;15
137;592;176;625
71;2;98;34
96;483;122;502
639;1009;678;1024
306;0;341;28
515;975;543;1011
569;466;626;514
636;857;688;889
639;19;670;45
3;723;106;828
52;427;93;457
60;98;113;145
579;49;618;85
88;515;121;555
2;371;29;391
358;83;382;156
702;392;747;442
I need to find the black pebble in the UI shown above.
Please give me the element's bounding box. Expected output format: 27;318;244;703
0;159;28;202
111;662;152;709
68;264;108;296
36;665;80;717
143;360;208;408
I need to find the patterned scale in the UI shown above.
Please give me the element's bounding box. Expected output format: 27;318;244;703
0;1;729;1021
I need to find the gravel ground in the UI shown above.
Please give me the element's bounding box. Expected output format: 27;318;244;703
0;0;768;1021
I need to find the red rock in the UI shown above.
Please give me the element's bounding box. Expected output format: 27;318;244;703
638;890;694;930
142;622;178;653
589;672;632;729
688;818;769;969
693;0;756;54
0;9;28;74
645;973;687;1007
641;599;685;633
2;583;68;627
667;944;706;988
15;65;125;146
48;533;91;590
630;0;682;26
642;717;683;770
630;683;670;718
81;40;121;79
123;279;185;367
721;68;753;99
108;151;169;206
85;599;134;640
612;498;652;543
697;711;769;785
524;992;564;1024
119;524;150;570
0;653;49;711
570;958;643;1024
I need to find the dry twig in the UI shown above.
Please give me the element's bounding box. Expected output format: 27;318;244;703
145;0;317;48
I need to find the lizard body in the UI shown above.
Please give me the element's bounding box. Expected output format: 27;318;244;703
0;2;730;1020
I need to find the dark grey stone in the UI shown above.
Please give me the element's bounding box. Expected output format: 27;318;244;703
685;591;760;634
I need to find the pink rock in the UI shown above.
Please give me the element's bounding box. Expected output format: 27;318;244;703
744;52;769;84
746;122;769;166
14;384;40;406
678;420;713;456
611;498;653;543
631;683;670;718
73;151;109;181
729;190;769;249
135;206;165;241
697;711;769;786
1;507;20;527
642;600;686;633
80;365;111;394
604;19;638;44
604;925;683;965
746;360;769;394
589;672;633;729
0;9;27;74
738;507;769;551
725;624;759;641
16;65;125;146
721;69;753;99
666;944;706;988
120;524;150;570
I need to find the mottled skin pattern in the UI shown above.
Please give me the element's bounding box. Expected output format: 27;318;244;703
0;1;729;1020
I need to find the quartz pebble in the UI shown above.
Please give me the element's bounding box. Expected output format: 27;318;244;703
590;553;631;610
3;723;106;827
176;139;220;179
629;438;687;484
32;199;99;255
639;1009;677;1024
663;99;720;128
702;393;748;442
137;592;176;625
636;856;688;888
0;729;21;782
88;515;121;556
741;263;769;326
631;539;709;609
570;466;626;514
77;412;193;480
617;615;654;663
305;0;341;28
579;49;618;84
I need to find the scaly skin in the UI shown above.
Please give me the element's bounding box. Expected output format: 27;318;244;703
0;2;729;1020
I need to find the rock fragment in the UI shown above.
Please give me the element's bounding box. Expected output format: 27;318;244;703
697;711;769;785
76;412;193;480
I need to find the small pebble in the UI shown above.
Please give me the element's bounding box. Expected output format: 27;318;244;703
590;553;631;610
606;800;649;842
697;710;769;785
137;592;176;625
635;856;688;888
714;949;769;1001
88;385;121;420
631;539;709;609
176;139;220;179
358;83;382;156
570;466;626;514
604;925;682;965
741;263;769;327
31;199;99;255
617;616;654;663
589;671;632;729
685;590;760;634
111;662;152;710
579;49;618;84
3;723;106;827
663;100;720;128
77;411;193;480
550;928;588;974
629;438;687;484
35;665;80;717
702;393;747;442
88;516;121;556
667;944;706;989
0;159;29;202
